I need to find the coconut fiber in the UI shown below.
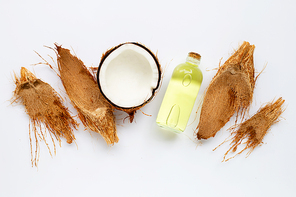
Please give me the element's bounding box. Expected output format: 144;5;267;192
55;45;118;145
220;97;285;162
197;41;255;139
13;67;78;167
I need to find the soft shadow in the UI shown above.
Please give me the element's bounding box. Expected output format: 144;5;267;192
151;123;178;141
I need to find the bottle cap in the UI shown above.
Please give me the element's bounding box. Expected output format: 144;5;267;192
186;52;201;65
188;52;201;60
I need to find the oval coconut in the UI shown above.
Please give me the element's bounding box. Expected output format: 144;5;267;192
197;41;256;140
55;45;118;145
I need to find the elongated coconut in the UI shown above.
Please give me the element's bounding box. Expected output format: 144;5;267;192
55;45;118;145
97;42;161;122
197;41;255;139
13;67;78;167
220;97;285;162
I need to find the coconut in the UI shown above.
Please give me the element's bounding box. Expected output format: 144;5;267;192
55;45;118;145
216;97;285;162
196;41;255;140
13;67;78;167
97;42;161;122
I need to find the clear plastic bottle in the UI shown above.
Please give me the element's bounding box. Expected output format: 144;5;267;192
156;52;203;133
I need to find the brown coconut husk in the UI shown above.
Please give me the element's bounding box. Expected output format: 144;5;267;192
55;45;118;145
218;97;285;162
13;67;78;167
197;41;256;140
98;42;162;123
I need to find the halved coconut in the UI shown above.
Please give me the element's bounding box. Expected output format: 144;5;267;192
97;42;161;122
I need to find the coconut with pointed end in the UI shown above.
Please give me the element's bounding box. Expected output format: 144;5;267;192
97;42;161;122
55;45;118;145
13;67;78;167
196;41;256;140
220;97;285;162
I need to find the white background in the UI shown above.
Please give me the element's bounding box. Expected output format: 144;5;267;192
1;0;296;196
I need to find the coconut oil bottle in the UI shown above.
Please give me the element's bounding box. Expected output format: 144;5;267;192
156;52;203;133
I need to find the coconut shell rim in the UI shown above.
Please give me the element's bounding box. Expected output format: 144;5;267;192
97;42;161;110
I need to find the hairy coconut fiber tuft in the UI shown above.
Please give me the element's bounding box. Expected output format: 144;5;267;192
219;97;285;162
197;41;255;140
13;67;78;167
55;45;118;145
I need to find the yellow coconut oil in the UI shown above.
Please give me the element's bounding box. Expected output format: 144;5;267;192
156;52;203;133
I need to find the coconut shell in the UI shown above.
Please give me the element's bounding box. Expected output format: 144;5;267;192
98;42;161;123
220;97;285;162
13;67;78;167
197;41;255;139
55;45;118;145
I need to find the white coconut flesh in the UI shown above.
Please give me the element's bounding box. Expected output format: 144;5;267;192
98;43;160;108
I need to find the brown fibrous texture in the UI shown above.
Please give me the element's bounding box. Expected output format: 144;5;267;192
99;42;162;123
220;97;285;162
197;41;256;140
13;67;78;167
55;45;118;145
